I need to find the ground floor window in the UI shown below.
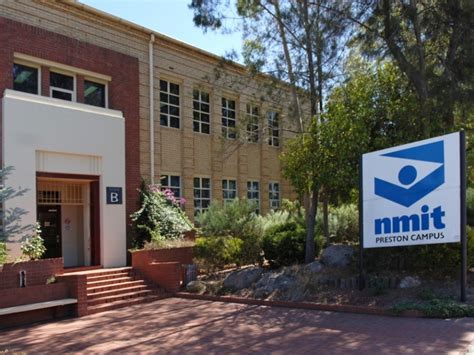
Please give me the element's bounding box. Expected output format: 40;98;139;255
222;179;237;203
160;174;181;197
194;177;211;216
247;180;260;214
269;182;280;210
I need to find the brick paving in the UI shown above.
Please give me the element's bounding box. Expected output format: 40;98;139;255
0;298;473;354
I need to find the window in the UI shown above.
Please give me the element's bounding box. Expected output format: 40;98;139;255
193;89;210;134
194;177;211;216
267;111;280;147
50;72;75;101
246;104;259;143
160;175;181;198
222;97;236;139
222;179;237;203
247;180;260;213
269;182;280;210
160;79;180;128
13;63;39;95
84;80;106;108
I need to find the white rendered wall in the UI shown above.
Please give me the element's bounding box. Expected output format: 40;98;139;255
2;89;127;267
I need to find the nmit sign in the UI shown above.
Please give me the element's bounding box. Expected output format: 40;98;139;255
362;132;461;248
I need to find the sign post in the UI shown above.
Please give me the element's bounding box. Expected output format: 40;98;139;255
359;132;467;301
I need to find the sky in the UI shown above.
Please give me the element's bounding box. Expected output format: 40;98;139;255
80;0;243;62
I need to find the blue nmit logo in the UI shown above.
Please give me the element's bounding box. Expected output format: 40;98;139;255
374;140;445;207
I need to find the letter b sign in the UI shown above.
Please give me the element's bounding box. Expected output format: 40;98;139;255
106;187;123;205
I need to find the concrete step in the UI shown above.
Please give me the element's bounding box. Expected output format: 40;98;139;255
86;292;171;315
87;280;146;294
87;285;149;300
87;289;153;307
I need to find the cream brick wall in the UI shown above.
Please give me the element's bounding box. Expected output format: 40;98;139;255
0;0;299;219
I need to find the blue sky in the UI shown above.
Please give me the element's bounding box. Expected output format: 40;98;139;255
80;0;243;61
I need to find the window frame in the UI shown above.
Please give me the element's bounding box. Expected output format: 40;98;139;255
267;111;280;147
221;97;237;139
247;180;260;214
222;179;237;203
269;181;281;210
193;89;211;134
84;77;108;108
194;176;212;216
160;174;181;198
13;60;41;95
49;69;76;102
160;79;181;129
246;103;260;143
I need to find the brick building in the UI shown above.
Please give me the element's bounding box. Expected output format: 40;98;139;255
0;0;297;268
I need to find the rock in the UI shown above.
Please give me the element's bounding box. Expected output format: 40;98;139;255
223;267;263;290
305;261;324;273
186;280;207;293
255;271;296;294
320;245;355;268
399;276;421;289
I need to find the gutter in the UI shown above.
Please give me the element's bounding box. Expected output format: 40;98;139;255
149;33;155;184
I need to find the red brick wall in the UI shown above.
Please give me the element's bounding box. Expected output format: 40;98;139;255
131;247;194;267
55;274;87;316
0;17;141;248
0;258;64;290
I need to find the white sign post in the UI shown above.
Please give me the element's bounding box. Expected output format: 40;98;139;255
359;132;467;301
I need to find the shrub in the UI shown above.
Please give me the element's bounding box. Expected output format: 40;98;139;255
196;199;258;238
131;181;192;248
262;221;324;267
328;204;359;243
194;236;242;272
20;222;46;260
467;188;474;226
0;241;7;265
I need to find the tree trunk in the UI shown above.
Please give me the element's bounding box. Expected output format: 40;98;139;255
304;186;319;264
323;196;329;245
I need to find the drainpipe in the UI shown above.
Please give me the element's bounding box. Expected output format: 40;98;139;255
149;33;155;184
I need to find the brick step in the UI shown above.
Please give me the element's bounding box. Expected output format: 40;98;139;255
87;280;146;294
86;272;133;282
87;289;153;307
86;292;171;315
87;285;149;300
86;276;135;287
64;267;133;277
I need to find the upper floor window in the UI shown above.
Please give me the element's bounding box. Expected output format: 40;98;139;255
269;182;280;210
247;180;260;214
193;89;210;134
160;79;180;128
194;177;211;216
222;97;236;139
13;63;39;95
50;72;75;101
267;111;280;147
222;179;237;203
246;104;259;143
160;174;181;198
84;80;106;108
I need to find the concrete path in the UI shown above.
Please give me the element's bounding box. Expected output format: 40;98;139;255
0;298;473;354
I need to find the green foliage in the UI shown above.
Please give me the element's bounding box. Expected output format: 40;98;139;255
196;199;258;238
262;221;323;267
392;299;474;318
131;181;192;248
327;204;359;243
467;188;474;226
194;236;242;272
0;241;7;265
365;226;474;274
20;223;46;260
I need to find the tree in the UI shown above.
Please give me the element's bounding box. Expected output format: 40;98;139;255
189;0;351;262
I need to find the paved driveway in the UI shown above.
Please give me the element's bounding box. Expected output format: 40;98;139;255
0;298;473;354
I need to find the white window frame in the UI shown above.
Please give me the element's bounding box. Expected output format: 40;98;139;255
84;77;109;109
222;97;237;139
49;69;76;102
13;60;41;95
269;181;281;210
246;103;259;143
247;180;260;213
193;89;211;134
267;111;280;147
222;179;237;203
194;177;212;216
160;174;181;198
160;79;180;129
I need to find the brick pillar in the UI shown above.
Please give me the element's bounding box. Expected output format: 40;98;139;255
76;74;84;103
56;274;87;317
41;66;49;97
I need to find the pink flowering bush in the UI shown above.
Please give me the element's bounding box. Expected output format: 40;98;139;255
131;181;192;248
